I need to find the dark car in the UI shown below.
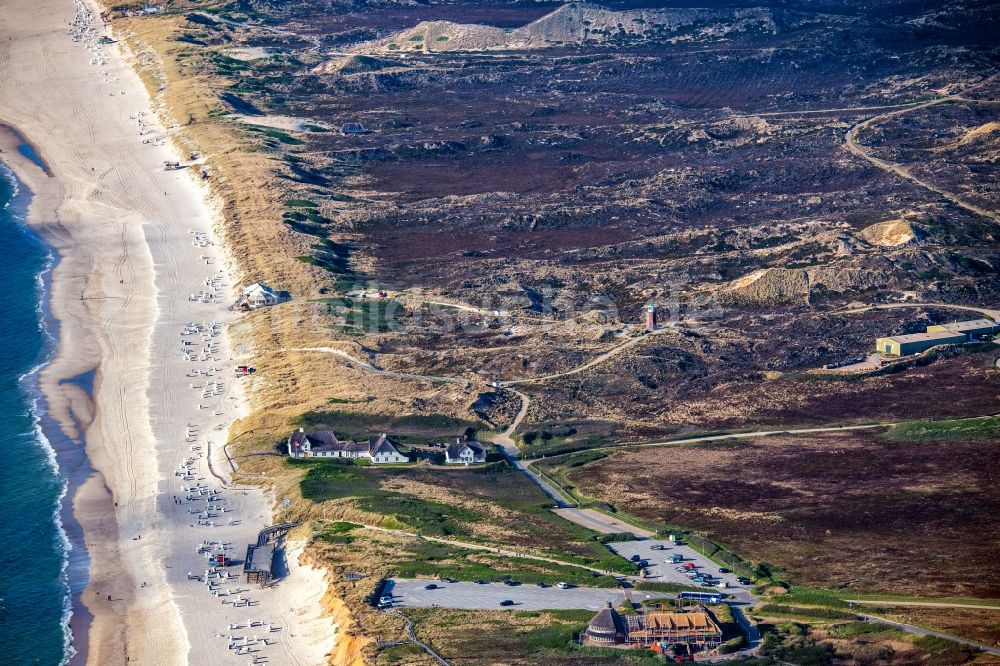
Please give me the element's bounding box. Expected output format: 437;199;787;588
536;582;549;588
473;579;487;585
441;577;456;583
424;583;437;590
630;554;642;562
737;577;751;585
499;600;514;606
718;568;730;574
503;579;520;586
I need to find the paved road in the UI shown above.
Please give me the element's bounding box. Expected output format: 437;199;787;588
384;579;668;611
489;388;581;507
605;540;753;603
848;600;1000;610
553;508;649;534
860;615;1000;656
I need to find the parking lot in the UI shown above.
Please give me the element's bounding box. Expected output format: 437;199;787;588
606;539;752;603
383;579;670;611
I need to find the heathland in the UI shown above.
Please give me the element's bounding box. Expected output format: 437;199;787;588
70;0;1000;664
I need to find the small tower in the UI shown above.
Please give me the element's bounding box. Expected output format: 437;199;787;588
645;303;657;332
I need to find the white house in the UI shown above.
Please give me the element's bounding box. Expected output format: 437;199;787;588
288;429;359;459
238;283;288;310
444;438;487;465
368;433;409;464
288;429;408;464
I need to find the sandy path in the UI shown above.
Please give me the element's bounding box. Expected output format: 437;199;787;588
843;76;1000;224
0;0;334;664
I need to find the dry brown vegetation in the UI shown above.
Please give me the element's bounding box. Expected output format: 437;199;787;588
567;428;1000;597
103;1;1000;662
868;606;1000;649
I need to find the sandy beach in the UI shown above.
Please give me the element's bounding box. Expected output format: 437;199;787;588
0;0;335;663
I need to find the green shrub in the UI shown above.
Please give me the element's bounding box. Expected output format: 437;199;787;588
719;636;746;654
915;635;976;665
758;604;856;620
829;622;903;639
596;532;636;543
776;588;850;608
887;416;1000;441
634;581;705;594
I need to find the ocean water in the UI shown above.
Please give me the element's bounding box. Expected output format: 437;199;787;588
0;168;72;664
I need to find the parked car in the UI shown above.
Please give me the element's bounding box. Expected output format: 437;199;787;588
718;568;730;574
503;579;520;586
474;579;487;585
556;582;571;589
536;582;549;588
499;600;514;606
630;554;642;562
736;577;751;585
441;577;456;583
651;544;666;551
424;583;437;590
379;595;393;604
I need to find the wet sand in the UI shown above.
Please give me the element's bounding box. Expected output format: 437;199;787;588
0;0;336;663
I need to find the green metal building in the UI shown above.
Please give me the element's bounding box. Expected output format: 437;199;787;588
926;318;999;340
875;330;966;357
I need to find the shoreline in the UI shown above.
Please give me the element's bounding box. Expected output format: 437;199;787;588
0;0;337;662
0;153;88;665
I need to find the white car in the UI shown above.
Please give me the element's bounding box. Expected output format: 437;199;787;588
556;582;571;589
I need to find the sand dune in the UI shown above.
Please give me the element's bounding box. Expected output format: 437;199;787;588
350;3;779;54
0;0;335;663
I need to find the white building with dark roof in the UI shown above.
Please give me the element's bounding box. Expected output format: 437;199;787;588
444;438;487;465
367;433;408;464
238;282;289;310
288;429;409;464
288;429;360;459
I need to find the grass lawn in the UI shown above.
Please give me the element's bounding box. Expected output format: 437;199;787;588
399;608;664;666
886;415;1000;441
392;540;623;588
294;459;639;575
